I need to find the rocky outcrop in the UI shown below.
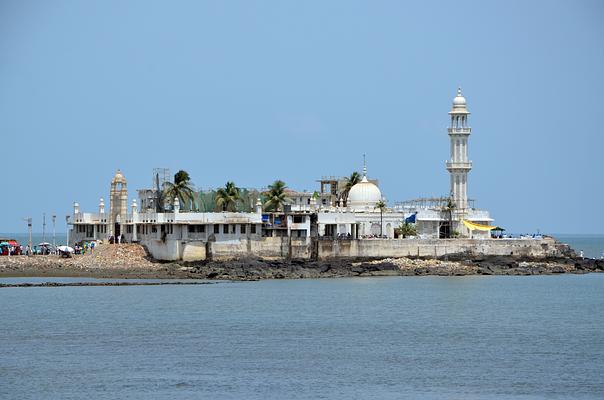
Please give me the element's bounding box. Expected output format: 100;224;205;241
1;244;602;281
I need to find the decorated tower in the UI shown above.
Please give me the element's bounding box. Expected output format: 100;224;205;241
109;169;128;237
446;88;472;210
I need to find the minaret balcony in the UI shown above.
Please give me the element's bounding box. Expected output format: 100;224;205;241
446;161;472;170
447;127;471;134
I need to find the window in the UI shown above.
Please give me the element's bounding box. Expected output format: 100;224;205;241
231;225;235;234
214;225;219;234
197;225;205;233
293;215;305;223
223;224;229;234
152;225;157;233
241;224;246;234
188;225;195;233
250;224;256;234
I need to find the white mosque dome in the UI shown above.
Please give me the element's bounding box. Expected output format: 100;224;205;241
347;176;382;211
451;87;469;112
453;94;466;106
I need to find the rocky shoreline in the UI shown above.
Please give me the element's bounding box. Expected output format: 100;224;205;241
0;244;602;282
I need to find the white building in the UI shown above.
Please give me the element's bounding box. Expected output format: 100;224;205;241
69;88;495;260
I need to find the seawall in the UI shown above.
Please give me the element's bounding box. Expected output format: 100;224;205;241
142;236;573;262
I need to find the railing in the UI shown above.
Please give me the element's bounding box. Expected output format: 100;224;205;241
445;161;472;169
447;128;471;133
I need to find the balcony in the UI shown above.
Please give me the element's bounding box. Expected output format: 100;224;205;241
445;161;472;170
448;127;471;134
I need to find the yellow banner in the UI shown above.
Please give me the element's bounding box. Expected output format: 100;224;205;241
462;219;497;231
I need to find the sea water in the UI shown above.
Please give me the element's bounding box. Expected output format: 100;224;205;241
1;275;603;399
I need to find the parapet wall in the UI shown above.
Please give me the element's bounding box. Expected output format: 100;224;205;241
317;237;572;260
142;236;572;261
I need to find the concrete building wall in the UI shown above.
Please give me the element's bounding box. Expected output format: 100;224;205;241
318;237;569;259
141;235;569;262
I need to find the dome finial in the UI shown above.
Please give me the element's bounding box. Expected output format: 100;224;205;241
363;153;367;177
457;87;462;96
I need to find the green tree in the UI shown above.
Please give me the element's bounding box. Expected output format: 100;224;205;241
215;181;241;212
341;171;361;207
375;199;387;237
263;180;290;212
441;196;456;238
396;221;417;238
163;170;195;211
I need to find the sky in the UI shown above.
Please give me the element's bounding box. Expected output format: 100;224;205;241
0;0;602;234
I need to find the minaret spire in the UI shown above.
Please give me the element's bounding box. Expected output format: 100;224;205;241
446;87;472;210
362;153;367;177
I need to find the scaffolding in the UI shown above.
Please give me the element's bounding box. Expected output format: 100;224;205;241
394;197;476;210
152;168;171;188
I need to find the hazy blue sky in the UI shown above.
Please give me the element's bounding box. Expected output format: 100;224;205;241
0;0;602;234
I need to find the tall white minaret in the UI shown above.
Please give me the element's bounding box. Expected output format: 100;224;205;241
446;88;472;210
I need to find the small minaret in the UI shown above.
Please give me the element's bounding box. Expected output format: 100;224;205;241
255;198;263;214
131;199;138;242
99;198;105;215
446;88;472;210
173;197;181;213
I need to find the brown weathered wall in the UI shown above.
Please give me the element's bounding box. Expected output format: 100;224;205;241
317;237;570;260
144;236;571;261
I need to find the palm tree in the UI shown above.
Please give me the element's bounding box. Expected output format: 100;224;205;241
396;221;417;238
163;170;195;211
263;180;290;212
375;199;387;237
215;181;241;212
341;171;361;207
441;196;456;238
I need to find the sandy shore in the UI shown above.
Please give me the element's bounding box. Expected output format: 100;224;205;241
0;244;602;281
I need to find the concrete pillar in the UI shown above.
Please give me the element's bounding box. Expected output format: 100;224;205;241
131;199;138;242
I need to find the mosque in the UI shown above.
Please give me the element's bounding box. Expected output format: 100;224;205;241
69;89;495;260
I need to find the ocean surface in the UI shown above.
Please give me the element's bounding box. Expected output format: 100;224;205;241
1;275;603;399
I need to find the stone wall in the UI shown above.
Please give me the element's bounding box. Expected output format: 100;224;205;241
318;237;571;259
142;236;572;261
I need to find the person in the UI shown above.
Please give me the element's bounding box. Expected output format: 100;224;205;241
580;250;584;259
117;235;121;244
90;242;95;253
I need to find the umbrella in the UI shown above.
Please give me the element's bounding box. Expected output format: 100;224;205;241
38;242;51;246
0;242;10;246
57;246;74;253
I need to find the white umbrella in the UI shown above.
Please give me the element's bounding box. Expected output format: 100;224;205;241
38;242;51;246
57;245;74;253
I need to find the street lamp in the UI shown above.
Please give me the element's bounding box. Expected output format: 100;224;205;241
22;217;32;255
65;215;71;246
52;215;56;248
